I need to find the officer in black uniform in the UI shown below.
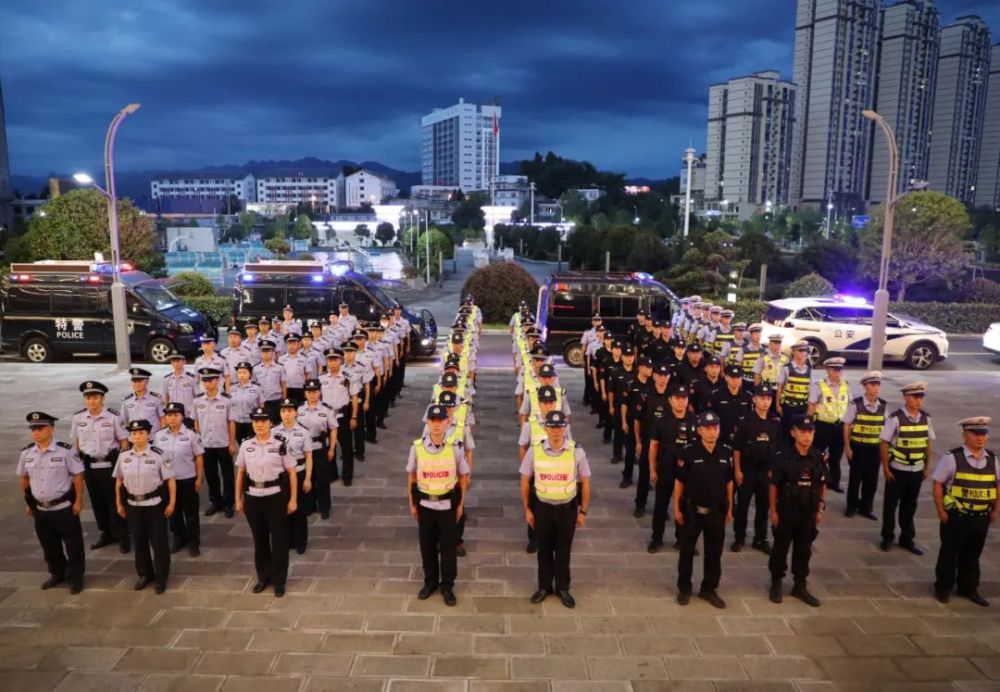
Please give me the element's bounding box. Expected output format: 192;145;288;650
609;343;638;465
645;322;672;365
708;364;754;444
731;383;781;554
692;355;724;413
621;354;653;489
598;339;624;444
768;414;826;607
633;363;672;518
932;417;1000;606
647;382;697;553
18;412;86;594
674;411;734;608
673;341;704;388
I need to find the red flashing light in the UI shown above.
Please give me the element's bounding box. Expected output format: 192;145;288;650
120;262;134;271
15;274;30;281
555;282;568;291
88;275;102;283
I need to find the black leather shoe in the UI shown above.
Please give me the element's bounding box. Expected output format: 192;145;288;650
900;542;924;556
844;509;856;518
356;454;365;462
769;579;782;604
698;589;726;609
677;590;691;606
530;588;549;604
791;583;820;607
619;479;632;489
526;541;538;554
40;575;64;590
828;485;844;494
119;539;131;554
189;545;200;557
90;534;114;550
69;580;83;595
154;583;166;595
610;457;622;465
730;540;744;553
594;422;604;429
456;543;466;557
935;588;950;604
274;585;286;598
224;507;235;518
133;576;151;591
170;540;185;554
204;505;220;517
376;421;387;429
441;588;457;606
295;546;306;555
343;479;352;487
252;581;269;594
633;508;645;518
366;437;378;444
861;512;879;521
960;591;990;607
320;511;330;520
557;590;576;609
417;583;438;600
880;540;892;552
647;540;663;554
752;539;772;555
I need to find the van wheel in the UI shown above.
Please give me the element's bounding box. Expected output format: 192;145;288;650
145;338;174;364
563;341;585;368
805;340;827;367
905;342;937;370
23;337;52;363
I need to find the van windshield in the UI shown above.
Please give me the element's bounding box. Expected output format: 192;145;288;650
135;283;180;311
369;285;397;309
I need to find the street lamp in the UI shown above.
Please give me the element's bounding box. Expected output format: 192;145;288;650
73;102;141;371
682;147;696;238
825;201;834;239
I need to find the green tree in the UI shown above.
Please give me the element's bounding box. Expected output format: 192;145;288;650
187;218;201;228
625;230;670;273
735;229;779;274
238;210;259;231
264;235;290;257
416;229;453;280
354;224;371;241
859;190;970;300
293;213;313;241
375;222;395;246
784;272;836;298
220;223;247;242
798;238;858;288
978;224;999;262
17;188;162;273
559;191;589;222
452;196;486;230
171;271;216;297
261;215;289;241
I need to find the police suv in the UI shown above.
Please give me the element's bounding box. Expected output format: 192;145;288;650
760;295;949;370
1;260;212;363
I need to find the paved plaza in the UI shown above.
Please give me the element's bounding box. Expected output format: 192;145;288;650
1;360;1000;691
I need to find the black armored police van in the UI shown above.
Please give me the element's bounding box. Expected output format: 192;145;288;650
1;260;213;363
233;260;438;356
537;271;680;367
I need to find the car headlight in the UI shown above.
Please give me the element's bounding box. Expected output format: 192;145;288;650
421;337;433;345
178;322;194;334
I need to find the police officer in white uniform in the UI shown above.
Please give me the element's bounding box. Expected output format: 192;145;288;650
274;398;313;554
297;379;338;519
231;361;264;445
120;368;165;433
155;403;205;556
194;367;237;518
220;329;253;391
18;412;86;594
236;407;298;597
253;340;287;424
194;334;231;394
162;351;198;427
321;348;360;486
114;419;176;594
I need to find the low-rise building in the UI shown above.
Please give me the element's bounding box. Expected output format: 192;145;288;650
151;173;256;203
343;169;398;207
255;172;340;212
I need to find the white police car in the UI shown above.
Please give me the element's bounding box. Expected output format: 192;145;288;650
983;323;1000;357
759;295;949;370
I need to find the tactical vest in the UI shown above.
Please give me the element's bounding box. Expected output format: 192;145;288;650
713;329;734;356
780;363;811;405
815;380;849;423
888;409;930;465
944;447;997;514
759;351;787;384
533;441;577;503
848;397;886;445
780;452;824;513
740;345;762;379
413;439;458;496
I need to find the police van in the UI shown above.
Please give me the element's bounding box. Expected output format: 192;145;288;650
537;271;680;367
1;260;213;363
760;295;949;370
233;260;437;356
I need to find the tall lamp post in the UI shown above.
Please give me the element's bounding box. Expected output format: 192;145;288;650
682;147;696;238
72;102;141;371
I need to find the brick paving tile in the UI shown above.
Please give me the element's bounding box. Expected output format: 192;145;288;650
272;653;354;676
51;671;148;691
36;646;127;671
587;655;668;680
219;676;306;692
0;671;67;692
138;673;227;692
195;651;276;675
113;648;200;673
351;655;432;678
394;634;475;655
431;656;508;679
663;655;748;680
510;655;589;679
739;654;826;681
473;634;543;655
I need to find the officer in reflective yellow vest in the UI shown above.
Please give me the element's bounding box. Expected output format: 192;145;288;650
842;371;886;519
408;404;470;607
932;417;999;607
880;381;935;555
754;335;788;416
808;357;850;493
777;341;812;436
520;410;591;609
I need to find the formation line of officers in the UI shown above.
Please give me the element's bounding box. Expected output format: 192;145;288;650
17;304;413;596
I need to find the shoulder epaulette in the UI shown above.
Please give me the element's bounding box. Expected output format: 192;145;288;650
150;391;161;398
150;445;164;454
74;408;86;415
122;393;135;400
185;372;196;378
56;441;72;449
107;407;121;416
321;402;334;409
194;393;206;398
221;393;230;399
21;442;34;451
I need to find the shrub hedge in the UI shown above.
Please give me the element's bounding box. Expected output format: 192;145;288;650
184;295;234;326
461;261;539;323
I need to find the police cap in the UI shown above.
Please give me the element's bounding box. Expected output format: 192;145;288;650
250;407;271;420
697;411;721;427
26;411;57;427
544;410;569;428
960;416;991;434
792;414;815;431
198;367;223;379
80;381;109;395
441;372;459;387
537;385;558;403
538;363;556;378
438;391;458;407
723;364;743;378
860;370;882;385
167;350;187;361
236;361;254;371
901;381;927;396
163;402;186;416
126;419;152;433
304;378;322;391
325;348;344;360
129;367;152;380
426;404;449;421
753;383;775;397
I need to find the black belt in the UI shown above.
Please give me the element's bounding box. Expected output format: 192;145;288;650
81;452;117;469
34;490;75;509
248;479;280;489
312;436;324;443
127;486;163;502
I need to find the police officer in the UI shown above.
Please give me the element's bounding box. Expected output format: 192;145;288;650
843;371;886;520
521;410;591;609
119;368;165;433
253;340;287;424
777;341;811;435
408;404;470;606
932;417;999;606
274;398;313;554
517;363;569;423
808;357;850;492
691;355;723;413
72;381;129;553
301;329;325;377
673;341;704;389
298;378;338;519
235;407;298;597
633;362;672;519
322;348;361;484
162;351;198;427
518;385;565;554
231;361;264;445
194;367;237;518
768;414;826;607
708;364;754;443
581;314;602;408
734;324;765;385
259;317;284;356
338;301;359;334
155;403;205;556
194;335;231;393
220;329;253;390
721;322;747;365
114;419;176;594
436;390;476;557
343;341;374;462
648;382;697;553
608;344;638;465
731;383;781;554
280;304;303;336
754;334;788;388
18;412;86;594
674;410;734;608
243;321;263;365
621;354;653;489
356;330;384;443
279;333;312;406
880;381;935;554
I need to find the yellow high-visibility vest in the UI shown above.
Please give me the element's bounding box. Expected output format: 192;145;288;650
532;441;577;503
413;439;457;496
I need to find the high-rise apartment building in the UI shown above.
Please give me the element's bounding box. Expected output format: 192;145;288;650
790;0;880;214
705;70;797;206
973;43;1000;209
928;16;992;204
421;98;501;192
0;77;13;232
868;0;940;203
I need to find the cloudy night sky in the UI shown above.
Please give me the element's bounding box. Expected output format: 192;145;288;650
3;0;1000;180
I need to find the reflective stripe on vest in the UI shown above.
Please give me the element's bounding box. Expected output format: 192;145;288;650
780;365;811;404
889;409;929;464
413;439;457;496
713;330;734;355
944;448;997;513
849;397;886;445
759;352;787;384
815;380;849;423
528;416;546;446
740;347;761;379
533;441;577;503
447;422;465;447
454;403;469;429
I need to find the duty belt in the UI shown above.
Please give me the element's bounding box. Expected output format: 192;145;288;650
695;505;715;515
249;479;280;489
81;453;114;470
294;458;305;472
312;435;324;443
34;490;74;509
127;486;163;502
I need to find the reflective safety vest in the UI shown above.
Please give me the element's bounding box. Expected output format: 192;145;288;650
453;403;469;429
815;380;849;423
413;439;458;496
780;364;811;405
523;370;540;396
740;346;762;379
944;447;997;514
848;397;886;445
447;421;466;447
759;351;787;384
528;415;547;446
888;409;930;465
713;328;735;356
532;441;578;503
528;386;561;415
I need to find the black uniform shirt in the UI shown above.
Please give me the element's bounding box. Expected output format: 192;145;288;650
677;441;734;511
674;358;704;387
612;365;639;407
638;387;672;442
771;445;827;514
708;385;754;442
733;412;782;468
626;377;652;423
646;339;672;366
651;412;698;471
692;375;723;413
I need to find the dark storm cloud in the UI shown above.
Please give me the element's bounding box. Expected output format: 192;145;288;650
2;0;998;179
